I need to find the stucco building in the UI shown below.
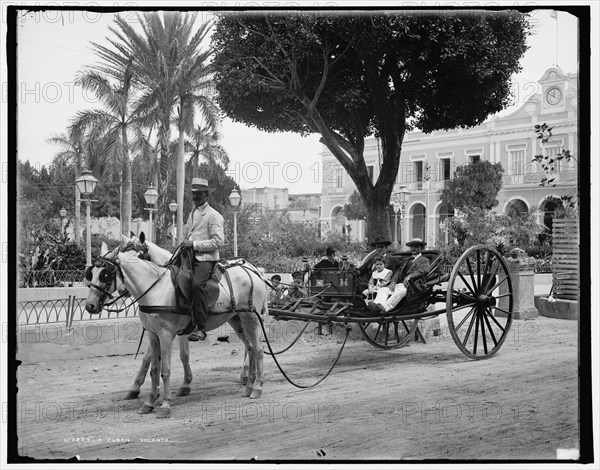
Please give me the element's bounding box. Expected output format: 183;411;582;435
320;67;578;245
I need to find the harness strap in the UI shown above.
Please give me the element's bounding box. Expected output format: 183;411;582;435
222;266;236;311
139;305;192;315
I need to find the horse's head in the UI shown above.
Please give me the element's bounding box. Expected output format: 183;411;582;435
120;232;151;260
85;242;126;314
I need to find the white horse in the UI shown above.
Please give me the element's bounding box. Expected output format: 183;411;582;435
84;236;269;418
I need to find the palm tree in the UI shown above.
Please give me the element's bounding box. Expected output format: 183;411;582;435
91;12;219;242
70;63;141;237
47;130;86;243
185;124;230;177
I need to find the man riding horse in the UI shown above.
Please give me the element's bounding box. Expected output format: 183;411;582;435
180;177;225;342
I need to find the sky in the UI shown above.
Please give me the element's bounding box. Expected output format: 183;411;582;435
8;4;581;196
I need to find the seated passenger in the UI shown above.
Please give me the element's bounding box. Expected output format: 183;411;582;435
314;246;340;270
368;238;430;314
362;257;392;301
284;271;308;300
269;274;285;306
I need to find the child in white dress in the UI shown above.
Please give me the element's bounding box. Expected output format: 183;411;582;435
363;257;392;302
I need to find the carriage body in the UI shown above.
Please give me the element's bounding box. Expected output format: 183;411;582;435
269;245;515;360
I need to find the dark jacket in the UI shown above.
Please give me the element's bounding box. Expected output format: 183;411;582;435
314;258;340;269
390;254;430;284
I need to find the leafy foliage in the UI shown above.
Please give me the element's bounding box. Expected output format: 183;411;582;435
438;207;547;258
212;11;530;240
343;190;367;221
219;208;366;271
439;160;504;211
532;123;578;218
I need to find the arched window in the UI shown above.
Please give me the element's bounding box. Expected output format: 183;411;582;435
412;204;426;240
540;197;562;232
505;199;529;217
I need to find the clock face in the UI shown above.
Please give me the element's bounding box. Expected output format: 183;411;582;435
546;87;563;105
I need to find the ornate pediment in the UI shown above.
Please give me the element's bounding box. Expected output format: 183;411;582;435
537;67;568;85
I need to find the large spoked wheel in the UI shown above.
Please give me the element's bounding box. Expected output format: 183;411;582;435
446;245;513;360
358;318;420;350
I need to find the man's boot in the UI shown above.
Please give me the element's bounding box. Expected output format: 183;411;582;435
188;325;207;342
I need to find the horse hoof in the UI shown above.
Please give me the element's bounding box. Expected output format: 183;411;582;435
250;389;262;399
138;404;154;414
156;407;171;419
124;390;140;400
242;386;253;398
177;387;191;397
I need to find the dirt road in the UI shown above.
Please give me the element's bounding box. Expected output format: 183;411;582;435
15;315;580;461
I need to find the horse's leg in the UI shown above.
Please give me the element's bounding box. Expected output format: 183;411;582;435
240;313;264;399
155;331;176;418
125;342;152;400
228;316;249;386
176;335;193;397
138;330;161;414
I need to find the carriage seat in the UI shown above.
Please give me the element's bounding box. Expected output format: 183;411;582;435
385;252;450;316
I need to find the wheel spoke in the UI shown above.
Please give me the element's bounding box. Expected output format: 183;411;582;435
472;312;480;354
458;271;478;298
384;323;390;345
494;292;513;300
465;258;479;294
492;305;512;317
455;305;476;330
394;322;400;342
482;307;499;346
476;250;481;291
461;308;477;346
488;274;509;292
452;302;477;314
486;309;507;332
480;310;488;354
455;289;477;302
482;259;499;293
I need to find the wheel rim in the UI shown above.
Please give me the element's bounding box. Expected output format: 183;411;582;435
446;245;513;360
358;319;420;350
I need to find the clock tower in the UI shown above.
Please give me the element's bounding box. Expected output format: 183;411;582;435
538;67;569;113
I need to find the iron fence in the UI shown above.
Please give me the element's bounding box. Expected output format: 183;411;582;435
19;269;86;288
18;295;139;325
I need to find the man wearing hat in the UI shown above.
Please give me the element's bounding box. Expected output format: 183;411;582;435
368;238;430;314
181;177;225;341
314;246;340;270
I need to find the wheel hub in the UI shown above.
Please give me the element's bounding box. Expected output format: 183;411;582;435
478;294;496;307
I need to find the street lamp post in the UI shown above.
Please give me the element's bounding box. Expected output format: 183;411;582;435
75;169;98;267
168;201;178;247
143;184;159;242
397;185;411;247
228;189;241;257
392;198;401;248
59;208;67;240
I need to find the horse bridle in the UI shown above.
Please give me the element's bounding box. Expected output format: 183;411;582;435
85;256;124;306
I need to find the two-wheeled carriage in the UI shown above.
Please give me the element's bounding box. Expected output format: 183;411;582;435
268;244;514;360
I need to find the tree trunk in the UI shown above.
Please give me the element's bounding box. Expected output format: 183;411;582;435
176;123;185;245
365;199;392;245
120;127;132;237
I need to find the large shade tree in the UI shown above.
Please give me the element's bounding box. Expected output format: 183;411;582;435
212;11;530;241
